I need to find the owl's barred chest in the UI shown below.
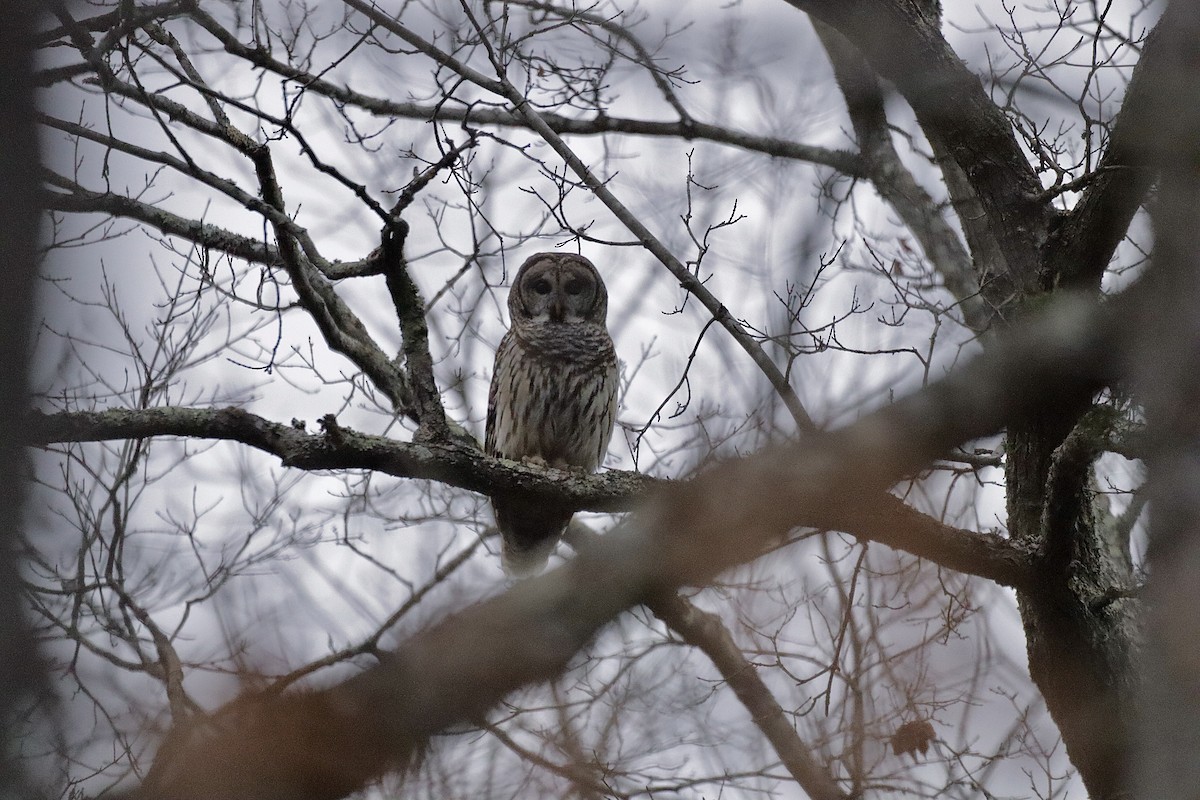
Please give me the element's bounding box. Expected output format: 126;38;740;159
512;323;615;367
488;326;618;470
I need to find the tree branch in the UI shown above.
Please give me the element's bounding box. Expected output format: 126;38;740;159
250;144;416;414
812;20;988;330
565;520;848;798
25;402;1030;587
649;591;848;800
43;174;281;267
41;170;382;280
23;406;657;512
1048;14;1171;289
792;0;1056;304
380;219;451;440
187;6;865;176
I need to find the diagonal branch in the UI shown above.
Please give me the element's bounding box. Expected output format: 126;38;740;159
812;20;988;330
649;591;848;800
565;521;847;798
1048;15;1172;289
791;0;1056;305
249;144;416;414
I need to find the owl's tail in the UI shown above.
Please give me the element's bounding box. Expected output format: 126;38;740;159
492;499;572;576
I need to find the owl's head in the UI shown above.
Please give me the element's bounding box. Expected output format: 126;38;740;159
509;252;608;326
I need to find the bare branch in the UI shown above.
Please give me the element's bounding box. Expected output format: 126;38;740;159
188;6;864;175
342;1;817;432
43;173;281;267
380;221;451;439
1048;17;1171;289
649;592;849;800
812;20;988;330
250;144;416;414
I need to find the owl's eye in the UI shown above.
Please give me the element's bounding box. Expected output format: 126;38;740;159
564;280;585;295
531;279;552;295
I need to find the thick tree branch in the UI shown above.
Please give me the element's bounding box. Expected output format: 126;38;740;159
36;1;188;45
792;0;1056;305
25;404;1029;587
1039;407;1126;577
23;406;658;512
812;20;988;330
1048;14;1170;289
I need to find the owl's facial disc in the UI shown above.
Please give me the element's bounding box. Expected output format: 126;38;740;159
511;253;605;326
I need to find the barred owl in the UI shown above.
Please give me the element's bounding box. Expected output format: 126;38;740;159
486;252;619;575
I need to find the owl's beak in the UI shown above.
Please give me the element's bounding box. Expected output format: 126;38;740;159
549;296;566;322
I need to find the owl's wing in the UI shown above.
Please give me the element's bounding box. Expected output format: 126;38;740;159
594;352;620;467
485;330;515;456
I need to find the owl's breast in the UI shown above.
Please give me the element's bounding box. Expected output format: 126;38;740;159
488;330;618;471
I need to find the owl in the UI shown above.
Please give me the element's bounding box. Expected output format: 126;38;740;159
485;252;619;575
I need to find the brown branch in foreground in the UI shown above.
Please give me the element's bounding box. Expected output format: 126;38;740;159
1126;4;1200;795
117;283;1122;800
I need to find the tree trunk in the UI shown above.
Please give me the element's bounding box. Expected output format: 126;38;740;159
1007;413;1142;800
